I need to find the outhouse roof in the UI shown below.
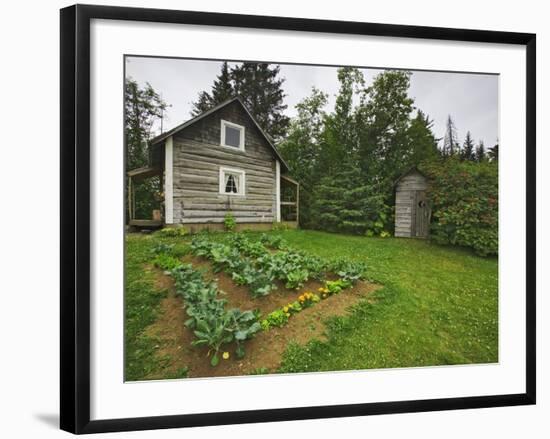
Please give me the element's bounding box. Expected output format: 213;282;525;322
393;166;428;187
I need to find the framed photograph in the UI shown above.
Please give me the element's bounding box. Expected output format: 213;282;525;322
60;4;536;434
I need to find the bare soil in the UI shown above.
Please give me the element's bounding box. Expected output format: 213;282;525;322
144;255;380;379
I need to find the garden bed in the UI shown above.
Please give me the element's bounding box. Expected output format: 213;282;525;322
125;229;498;381
182;253;352;315
144;263;378;379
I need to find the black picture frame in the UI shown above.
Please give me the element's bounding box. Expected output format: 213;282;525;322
60;4;536;434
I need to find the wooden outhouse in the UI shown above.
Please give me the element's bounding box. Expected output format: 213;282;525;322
394;167;430;238
127;97;299;232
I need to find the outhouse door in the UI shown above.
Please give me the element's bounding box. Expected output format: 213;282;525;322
413;191;430;238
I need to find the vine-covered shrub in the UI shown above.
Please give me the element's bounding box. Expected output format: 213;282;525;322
224;212;236;232
421;158;498;256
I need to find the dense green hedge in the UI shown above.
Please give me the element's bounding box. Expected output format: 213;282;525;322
421;158;498;256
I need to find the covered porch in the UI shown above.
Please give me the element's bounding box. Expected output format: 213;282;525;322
279;174;299;228
127;166;163;228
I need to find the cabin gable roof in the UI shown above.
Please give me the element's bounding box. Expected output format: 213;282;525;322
149;97;289;172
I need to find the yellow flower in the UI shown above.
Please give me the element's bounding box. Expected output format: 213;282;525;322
222;352;230;360
318;287;324;292
283;306;289;313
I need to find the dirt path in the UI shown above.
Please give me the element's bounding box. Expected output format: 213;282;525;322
143;256;380;379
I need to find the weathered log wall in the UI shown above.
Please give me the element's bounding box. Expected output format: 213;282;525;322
172;100;277;224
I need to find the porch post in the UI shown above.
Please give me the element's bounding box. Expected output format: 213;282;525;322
296;183;299;226
164;136;174;224
275;160;281;222
128;177;133;221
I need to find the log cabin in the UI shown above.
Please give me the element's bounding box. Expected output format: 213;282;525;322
127;97;299;232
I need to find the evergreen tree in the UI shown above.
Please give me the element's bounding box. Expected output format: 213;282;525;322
461;131;475;161
442;115;459;157
231;63;290;140
310;158;387;235
211;61;234;103
475;140;486;162
356;70;414;184
321;67;364;172
278;88;328;227
488;143;498;162
191;62;234;116
125;78;167;170
191;91;214;116
407;110;439;164
192;62;290;140
125;78;167;221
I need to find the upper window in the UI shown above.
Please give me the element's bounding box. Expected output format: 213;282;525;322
221;120;245;151
219;167;245;196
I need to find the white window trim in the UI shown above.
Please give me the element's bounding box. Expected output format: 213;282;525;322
220;119;245;151
219;166;246;197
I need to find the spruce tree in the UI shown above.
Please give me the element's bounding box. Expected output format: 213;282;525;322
321;67;364;173
310;158;385;235
407;110;439;164
124;78;167;221
191;62;234;116
192;62;290;140
125;78;167;170
356;70;414;184
475;140;486;161
442;115;459;157
211;61;233;103
488;143;498;161
231;63;290;140
278;88;328;227
192;91;213;116
461;131;475;161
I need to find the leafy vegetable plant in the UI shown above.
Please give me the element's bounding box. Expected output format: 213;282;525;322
330;259;367;284
261;309;290;330
154;243;261;366
153;253;182;271
150;242;175;255
155;226;188;238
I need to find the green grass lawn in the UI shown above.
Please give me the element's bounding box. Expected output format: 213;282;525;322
125;235;189;381
276;230;498;372
125;229;498;379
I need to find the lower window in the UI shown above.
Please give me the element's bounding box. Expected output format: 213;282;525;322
219;167;245;196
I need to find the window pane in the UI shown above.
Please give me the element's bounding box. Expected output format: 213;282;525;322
225;174;238;193
225;125;241;148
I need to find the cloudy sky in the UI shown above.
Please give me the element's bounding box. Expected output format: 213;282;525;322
125;56;499;147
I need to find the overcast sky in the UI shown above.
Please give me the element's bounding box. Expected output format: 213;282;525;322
126;57;499;147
